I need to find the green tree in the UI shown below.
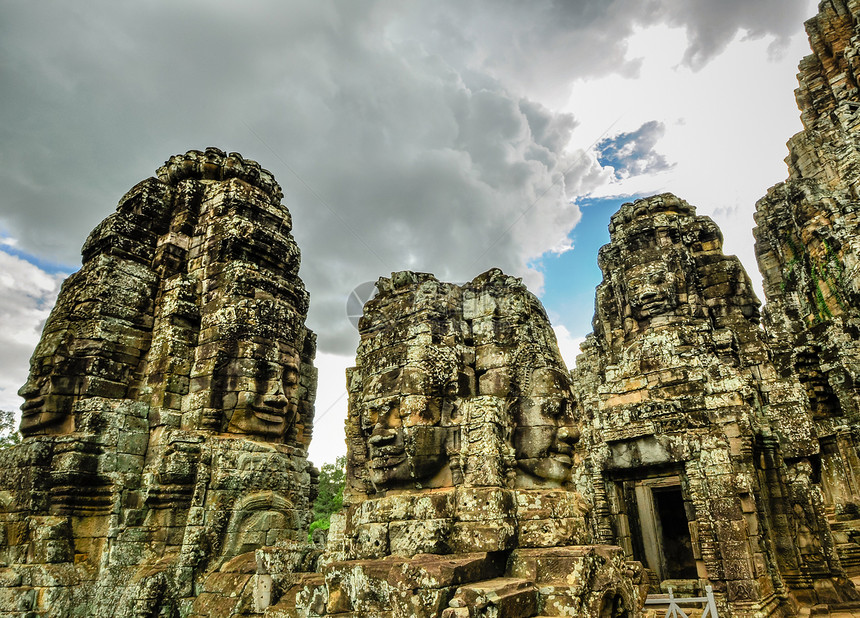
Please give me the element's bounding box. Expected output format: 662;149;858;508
309;455;345;540
0;410;21;448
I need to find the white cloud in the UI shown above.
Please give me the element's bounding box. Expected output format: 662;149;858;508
0;1;617;355
574;21;815;301
0;0;817;355
307;352;352;466
553;324;586;370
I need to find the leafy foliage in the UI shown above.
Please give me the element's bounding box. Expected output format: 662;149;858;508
308;455;345;540
0;411;21;448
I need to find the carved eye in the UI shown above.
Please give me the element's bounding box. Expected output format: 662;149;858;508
257;364;278;381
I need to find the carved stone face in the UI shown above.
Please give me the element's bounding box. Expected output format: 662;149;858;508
624;260;679;320
19;334;81;436
359;368;449;491
514;367;579;488
222;354;301;441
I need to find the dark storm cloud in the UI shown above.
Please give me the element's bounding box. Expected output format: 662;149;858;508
0;0;814;356
597;121;674;179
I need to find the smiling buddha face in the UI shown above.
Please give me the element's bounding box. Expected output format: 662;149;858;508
220;349;302;441
18;332;81;436
359;363;452;492
624;257;680;321
513;366;580;488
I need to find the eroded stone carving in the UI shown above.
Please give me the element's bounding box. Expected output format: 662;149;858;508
753;0;860;581
272;269;643;618
513;365;579;489
359;344;459;492
575;194;857;615
0;148;318;617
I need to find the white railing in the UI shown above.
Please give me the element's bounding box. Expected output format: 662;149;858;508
644;585;719;618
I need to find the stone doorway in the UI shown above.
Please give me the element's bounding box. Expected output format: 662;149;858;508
617;475;698;583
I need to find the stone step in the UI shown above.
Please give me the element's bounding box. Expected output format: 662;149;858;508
837;542;860;575
442;577;538;618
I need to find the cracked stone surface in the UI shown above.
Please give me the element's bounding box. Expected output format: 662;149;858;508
0;148;319;617
574;193;857;616
754;0;860;595
277;269;644;618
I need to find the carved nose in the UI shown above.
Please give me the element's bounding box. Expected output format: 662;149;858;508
18;381;41;398
264;395;288;408
263;381;288;407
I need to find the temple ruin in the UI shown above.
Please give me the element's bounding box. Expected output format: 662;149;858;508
754;0;860;582
573;193;856;615
285;269;643;617
0;149;319;616
4;1;860;616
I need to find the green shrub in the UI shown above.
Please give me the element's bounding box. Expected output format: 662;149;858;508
0;411;21;449
308;455;345;541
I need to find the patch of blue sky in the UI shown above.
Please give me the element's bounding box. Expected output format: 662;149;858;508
535;195;643;339
595;141;630;174
595;121;672;180
0;231;77;276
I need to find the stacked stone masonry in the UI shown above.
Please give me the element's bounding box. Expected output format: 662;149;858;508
294;269;644;618
0;148;319;617
753;0;860;608
574;193;857;617
7;1;860;616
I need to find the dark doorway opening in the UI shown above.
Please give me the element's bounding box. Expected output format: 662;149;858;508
652;486;697;579
619;475;699;583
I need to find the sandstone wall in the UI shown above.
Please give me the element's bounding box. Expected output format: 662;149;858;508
0;149;318;617
754;0;860;579
274;269;645;618
576;194;856;615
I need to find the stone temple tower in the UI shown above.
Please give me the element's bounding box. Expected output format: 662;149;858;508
755;0;860;577
574;193;856;615
279;269;644;618
0;148;318;616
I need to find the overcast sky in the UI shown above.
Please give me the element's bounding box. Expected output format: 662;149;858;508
0;0;819;464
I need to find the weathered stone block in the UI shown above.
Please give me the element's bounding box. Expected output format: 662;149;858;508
518;517;584;548
351;523;389;559
389;519;451;556
387;552;504;590
454;488;514;522
446;578;538;618
449;520;516;554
